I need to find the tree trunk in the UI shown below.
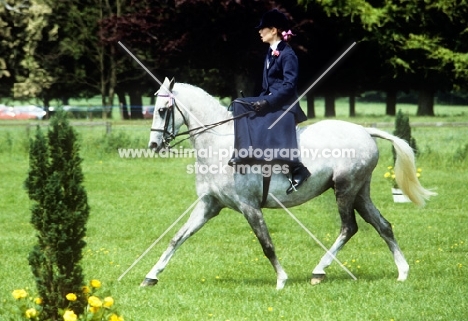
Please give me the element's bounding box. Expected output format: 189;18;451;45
106;45;117;119
324;93;336;117
306;93;315;118
386;90;397;116
129;89;143;119
117;90;129;120
417;88;435;116
349;94;355;117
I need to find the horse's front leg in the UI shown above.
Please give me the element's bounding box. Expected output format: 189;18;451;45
141;196;222;286
243;207;288;290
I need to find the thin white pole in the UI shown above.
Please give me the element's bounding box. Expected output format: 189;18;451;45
117;193;206;281
268;193;357;280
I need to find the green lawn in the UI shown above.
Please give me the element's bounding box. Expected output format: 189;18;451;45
0;102;467;320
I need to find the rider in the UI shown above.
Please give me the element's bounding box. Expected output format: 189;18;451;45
228;9;311;194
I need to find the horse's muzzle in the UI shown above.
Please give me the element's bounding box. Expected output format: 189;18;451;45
149;142;159;151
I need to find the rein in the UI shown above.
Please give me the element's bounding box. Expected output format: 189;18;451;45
151;97;254;149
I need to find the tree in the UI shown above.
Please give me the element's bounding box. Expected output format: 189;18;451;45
25;110;89;320
301;0;468;116
100;0;285;100
393;109;418;162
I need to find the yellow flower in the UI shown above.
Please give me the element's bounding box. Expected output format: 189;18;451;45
268;307;273;312
63;310;78;321
103;296;114;308
66;293;77;301
34;297;43;305
384;172;391;178
109;314;124;321
90;279;101;289
88;295;103;308
12;289;28;299
89;306;100;313
25;308;37;319
82;285;90;294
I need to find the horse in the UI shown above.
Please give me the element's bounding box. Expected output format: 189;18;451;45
141;77;435;289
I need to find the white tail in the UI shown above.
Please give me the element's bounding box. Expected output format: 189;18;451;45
365;127;437;207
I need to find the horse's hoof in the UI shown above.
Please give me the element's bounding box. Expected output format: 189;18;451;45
276;278;287;290
140;278;158;287
310;274;326;285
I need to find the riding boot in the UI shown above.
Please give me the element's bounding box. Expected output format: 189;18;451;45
286;163;311;194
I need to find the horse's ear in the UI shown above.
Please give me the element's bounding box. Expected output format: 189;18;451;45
161;77;173;93
169;77;175;91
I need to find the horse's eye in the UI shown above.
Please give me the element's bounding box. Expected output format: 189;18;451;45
159;108;166;117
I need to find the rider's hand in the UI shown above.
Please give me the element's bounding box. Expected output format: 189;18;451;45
252;100;269;113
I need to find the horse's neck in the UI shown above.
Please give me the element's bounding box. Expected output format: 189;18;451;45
176;83;232;132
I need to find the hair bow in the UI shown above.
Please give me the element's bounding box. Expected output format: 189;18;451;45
281;30;296;41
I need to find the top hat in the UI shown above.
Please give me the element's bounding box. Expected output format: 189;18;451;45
255;9;289;30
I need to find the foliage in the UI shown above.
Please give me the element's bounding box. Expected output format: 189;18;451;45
24;110;90;320
392;109;418;162
8;280;123;321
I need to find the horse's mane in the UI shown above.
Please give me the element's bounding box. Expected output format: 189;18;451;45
175;83;228;110
174;82;233;129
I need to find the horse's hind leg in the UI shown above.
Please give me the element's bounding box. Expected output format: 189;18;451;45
242;207;288;290
141;195;222;286
311;181;359;285
354;185;409;281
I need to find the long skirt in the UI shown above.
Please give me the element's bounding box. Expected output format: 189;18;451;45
231;97;300;164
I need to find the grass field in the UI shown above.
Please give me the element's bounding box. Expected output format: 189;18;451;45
0;101;467;320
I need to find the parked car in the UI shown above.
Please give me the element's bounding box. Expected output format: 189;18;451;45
0;105;46;120
142;106;155;119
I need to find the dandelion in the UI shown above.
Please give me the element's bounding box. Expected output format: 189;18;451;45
34;297;42;305
90;279;102;289
25;308;37;319
89;306;100;313
82;285;90;294
103;296;114;308
109;314;124;321
88;295;103;308
66;293;77;301
268;307;273;312
63;310;78;321
12;289;28;299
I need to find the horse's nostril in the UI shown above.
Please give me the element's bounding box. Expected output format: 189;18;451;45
149;142;158;150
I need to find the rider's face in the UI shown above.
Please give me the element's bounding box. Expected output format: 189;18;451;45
259;27;278;44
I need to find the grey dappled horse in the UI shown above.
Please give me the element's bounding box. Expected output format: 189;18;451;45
141;77;435;289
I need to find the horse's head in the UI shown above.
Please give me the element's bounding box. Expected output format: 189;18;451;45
148;77;186;151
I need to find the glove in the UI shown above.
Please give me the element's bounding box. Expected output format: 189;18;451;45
252;99;269;112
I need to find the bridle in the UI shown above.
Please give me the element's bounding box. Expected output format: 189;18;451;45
150;93;189;148
150;93;254;149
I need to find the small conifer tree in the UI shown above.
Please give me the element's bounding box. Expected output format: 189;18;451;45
25;110;89;320
393;109;418;162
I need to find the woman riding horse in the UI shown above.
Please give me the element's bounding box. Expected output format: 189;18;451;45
229;9;311;194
